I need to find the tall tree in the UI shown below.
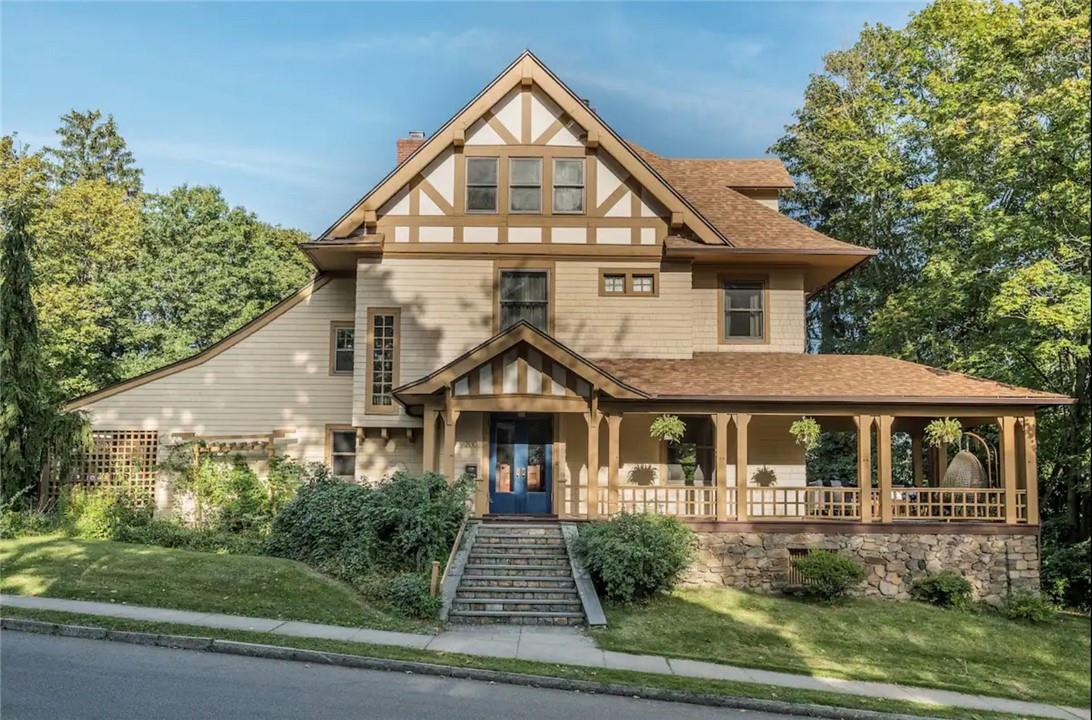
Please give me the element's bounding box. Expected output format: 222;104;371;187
45;110;142;196
774;0;1090;547
0;137;51;502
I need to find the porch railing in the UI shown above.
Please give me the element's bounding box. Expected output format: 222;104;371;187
889;488;1006;521
747;487;863;520
610;485;719;519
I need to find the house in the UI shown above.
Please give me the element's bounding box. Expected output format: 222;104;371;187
66;51;1070;602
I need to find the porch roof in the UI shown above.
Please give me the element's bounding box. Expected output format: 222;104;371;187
597;353;1073;406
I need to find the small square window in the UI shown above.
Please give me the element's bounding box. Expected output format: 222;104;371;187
603;275;626;294
631;275;654;294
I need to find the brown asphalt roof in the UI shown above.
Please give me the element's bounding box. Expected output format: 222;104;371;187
631;144;872;254
597;353;1071;405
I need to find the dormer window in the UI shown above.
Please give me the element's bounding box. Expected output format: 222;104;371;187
466;157;498;212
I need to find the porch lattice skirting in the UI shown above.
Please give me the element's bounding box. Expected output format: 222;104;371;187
682;528;1039;604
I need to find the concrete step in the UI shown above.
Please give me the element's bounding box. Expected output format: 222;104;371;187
447;610;585;626
459;575;575;589
474;535;565;546
468;545;568;557
477;525;562;537
452;598;584;614
463;562;573;576
456;586;579;601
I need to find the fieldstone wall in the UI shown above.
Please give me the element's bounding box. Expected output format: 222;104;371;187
682;529;1040;605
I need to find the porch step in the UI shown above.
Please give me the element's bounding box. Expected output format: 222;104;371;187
449;520;587;626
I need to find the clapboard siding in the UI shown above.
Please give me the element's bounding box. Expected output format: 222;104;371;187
691;267;806;353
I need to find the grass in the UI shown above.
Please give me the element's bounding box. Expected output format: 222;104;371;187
0;606;1037;720
0;534;433;633
590;587;1091;708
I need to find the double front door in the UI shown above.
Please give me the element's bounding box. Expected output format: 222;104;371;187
489;415;552;515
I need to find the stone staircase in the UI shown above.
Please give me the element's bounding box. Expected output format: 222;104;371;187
448;522;585;626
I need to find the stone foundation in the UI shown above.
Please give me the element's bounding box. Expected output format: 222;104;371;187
682;528;1040;605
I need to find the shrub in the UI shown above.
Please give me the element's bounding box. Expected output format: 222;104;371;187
1041;538;1090;612
999;591;1056;624
116;519;263;555
575;512;695;603
60;486;150;540
792;550;866;602
910;571;973;609
369;572;441;619
0;508;60;539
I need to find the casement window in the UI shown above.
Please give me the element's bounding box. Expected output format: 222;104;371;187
466;157;498;212
499;269;549;332
366;308;400;413
509;158;542;213
552;158;585;213
722;278;766;341
328;428;357;480
598;269;658;297
330;323;354;374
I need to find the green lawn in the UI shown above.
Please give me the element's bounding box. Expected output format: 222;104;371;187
590;588;1091;708
0;534;430;633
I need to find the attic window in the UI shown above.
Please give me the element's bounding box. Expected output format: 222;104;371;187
553;158;584;214
467;157;498;212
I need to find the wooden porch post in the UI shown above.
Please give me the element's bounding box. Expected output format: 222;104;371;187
998;415;1018;524
733;414;750;522
606;413;622;516
585;396;602;519
442;409;461;483
714;413;729;522
1020;415;1039;524
856;415;873;523
877;416;894;523
911;431;924;487
422;408;439;473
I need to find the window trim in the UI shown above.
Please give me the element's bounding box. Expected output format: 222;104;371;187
465;156;499;214
328;321;355;376
365;307;401;414
717;273;769;344
508;157;542;214
598;268;660;297
325;425;358;481
492;259;555;335
551;157;585;215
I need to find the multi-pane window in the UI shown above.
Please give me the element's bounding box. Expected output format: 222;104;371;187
603;274;626;294
631;274;655;294
499;270;548;332
723;279;765;340
331;325;354;374
329;429;356;479
466;157;498;212
553;158;584;213
509;158;541;213
367;310;400;411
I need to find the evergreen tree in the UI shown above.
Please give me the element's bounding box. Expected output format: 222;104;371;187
45;109;143;195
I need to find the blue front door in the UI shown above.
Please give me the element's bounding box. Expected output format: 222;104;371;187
489;415;552;515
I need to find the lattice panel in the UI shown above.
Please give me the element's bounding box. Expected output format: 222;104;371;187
50;430;159;505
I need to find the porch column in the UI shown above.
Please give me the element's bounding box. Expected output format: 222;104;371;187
855;415;873;523
733;414;750;522
911;431;925;487
442;408;461;482
714;413;729;522
877;415;894;523
1020;415;1039;524
606;413;622;516
422;408;439;473
585;406;602;519
998;415;1018;524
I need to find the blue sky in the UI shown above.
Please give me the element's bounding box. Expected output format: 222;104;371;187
3;2;923;235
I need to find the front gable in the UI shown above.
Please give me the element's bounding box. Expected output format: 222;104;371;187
321;51;726;249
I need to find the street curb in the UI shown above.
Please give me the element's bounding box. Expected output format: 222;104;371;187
1;616;939;720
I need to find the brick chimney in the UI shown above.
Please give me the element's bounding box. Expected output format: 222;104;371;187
396;131;426;164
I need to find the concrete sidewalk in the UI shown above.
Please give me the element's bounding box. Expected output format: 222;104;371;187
2;594;1087;720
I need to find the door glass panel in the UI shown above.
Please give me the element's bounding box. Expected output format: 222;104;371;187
526;443;545;491
495;422;514;493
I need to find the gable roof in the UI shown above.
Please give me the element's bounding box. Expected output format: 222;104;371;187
319;50;730;246
393;321;647;403
626;144;793;190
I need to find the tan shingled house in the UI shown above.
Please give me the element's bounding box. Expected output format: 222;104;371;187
67;52;1070;600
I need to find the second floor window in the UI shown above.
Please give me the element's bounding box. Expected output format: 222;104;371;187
367;309;400;412
509;158;541;213
466;157;498;212
553;158;584;213
723;279;765;341
500;270;548;332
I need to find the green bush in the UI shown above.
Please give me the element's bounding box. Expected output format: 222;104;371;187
265;470;472;584
792;550;866;602
368;572;441;619
0;508;60;539
575;512;695;603
910;571;973;609
1042;538;1090;612
60;486;151;540
999;591;1056;624
117;519;263;555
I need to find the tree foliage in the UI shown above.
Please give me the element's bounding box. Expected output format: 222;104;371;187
774;0;1090;555
45;110;142;196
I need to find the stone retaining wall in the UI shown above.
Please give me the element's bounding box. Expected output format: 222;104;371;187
682;529;1039;605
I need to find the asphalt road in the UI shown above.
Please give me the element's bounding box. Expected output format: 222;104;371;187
0;630;800;720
